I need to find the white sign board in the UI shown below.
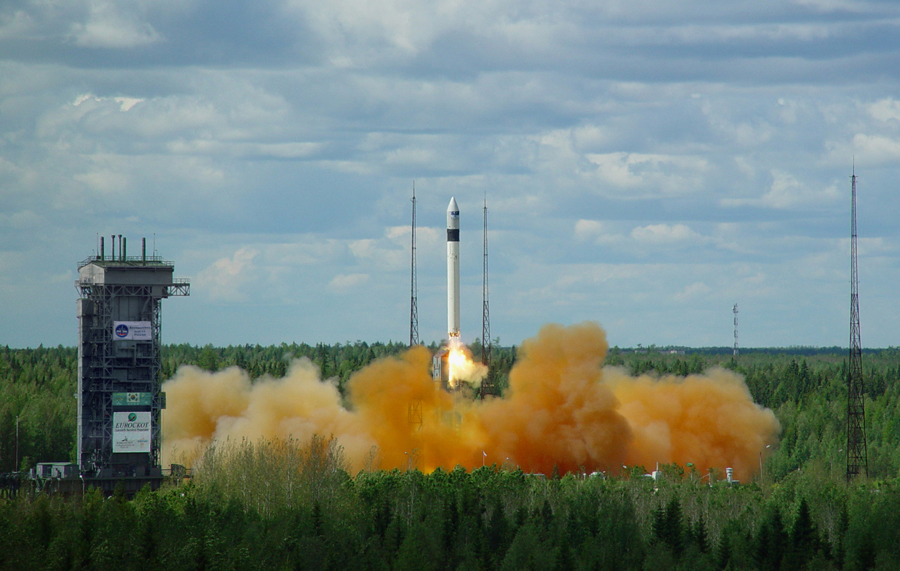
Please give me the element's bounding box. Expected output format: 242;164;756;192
113;411;151;453
113;321;152;341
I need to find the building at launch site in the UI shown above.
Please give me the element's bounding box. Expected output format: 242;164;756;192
71;235;189;494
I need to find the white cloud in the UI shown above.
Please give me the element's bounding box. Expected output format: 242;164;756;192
0;10;36;40
793;0;869;13
674;281;711;302
262;240;346;266
114;97;143;111
868;98;900;123
574;219;625;245
585;152;708;196
71;168;129;194
720;170;840;209
762;170;835;209
851;134;900;165
196;248;259;303
574;219;604;241
68;0;163;48
329;273;369;291
0;210;44;230
631;223;702;245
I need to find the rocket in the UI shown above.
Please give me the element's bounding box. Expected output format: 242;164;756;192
447;197;460;339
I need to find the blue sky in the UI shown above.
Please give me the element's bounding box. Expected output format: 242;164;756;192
1;0;899;349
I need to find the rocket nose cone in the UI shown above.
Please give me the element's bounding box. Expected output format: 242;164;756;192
448;197;458;212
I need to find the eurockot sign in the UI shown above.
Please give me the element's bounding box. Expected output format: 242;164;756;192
112;411;151;453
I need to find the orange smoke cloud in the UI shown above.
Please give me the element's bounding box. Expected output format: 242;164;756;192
162;322;779;480
608;367;780;480
163;359;374;468
477;322;631;475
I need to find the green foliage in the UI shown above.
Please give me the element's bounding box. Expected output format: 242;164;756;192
0;345;76;472
5;343;900;567
5;459;900;570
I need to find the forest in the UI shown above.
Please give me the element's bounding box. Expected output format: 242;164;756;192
2;341;900;569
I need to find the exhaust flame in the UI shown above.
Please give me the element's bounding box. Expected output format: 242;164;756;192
447;339;488;389
162;322;780;480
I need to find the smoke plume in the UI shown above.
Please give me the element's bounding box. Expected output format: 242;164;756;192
162;322;779;480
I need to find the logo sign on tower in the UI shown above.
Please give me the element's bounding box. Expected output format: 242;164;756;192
113;321;152;341
112;411;151;453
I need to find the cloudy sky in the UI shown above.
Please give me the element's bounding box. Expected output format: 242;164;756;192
2;0;899;349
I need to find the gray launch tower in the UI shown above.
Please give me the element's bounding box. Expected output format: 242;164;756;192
75;235;189;491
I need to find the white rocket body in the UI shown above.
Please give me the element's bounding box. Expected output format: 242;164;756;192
447;197;460;339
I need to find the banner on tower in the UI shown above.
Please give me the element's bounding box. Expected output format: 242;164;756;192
113;321;152;341
113;411;151;453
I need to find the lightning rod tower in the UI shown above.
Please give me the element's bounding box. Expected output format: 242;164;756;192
480;193;494;399
409;183;420;347
733;304;739;357
847;167;868;481
408;183;423;431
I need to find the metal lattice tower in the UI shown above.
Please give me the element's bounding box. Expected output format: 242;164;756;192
75;236;189;488
733;304;739;357
408;184;423;430
847;168;868;481
409;183;420;347
480;194;494;399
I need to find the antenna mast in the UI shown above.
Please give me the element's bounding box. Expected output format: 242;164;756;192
847;166;868;481
409;183;420;347
481;193;494;399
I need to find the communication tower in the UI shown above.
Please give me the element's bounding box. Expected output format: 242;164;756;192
75;235;189;493
847;168;868;481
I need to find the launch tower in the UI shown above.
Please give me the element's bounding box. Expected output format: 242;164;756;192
75;235;189;493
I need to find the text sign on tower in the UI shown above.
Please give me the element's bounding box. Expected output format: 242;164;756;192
113;321;152;341
112;411;151;453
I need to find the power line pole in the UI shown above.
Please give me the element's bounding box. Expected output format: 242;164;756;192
847;166;868;481
409;183;420;347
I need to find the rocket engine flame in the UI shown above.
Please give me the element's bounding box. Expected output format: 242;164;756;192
162;322;780;481
446;339;488;389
